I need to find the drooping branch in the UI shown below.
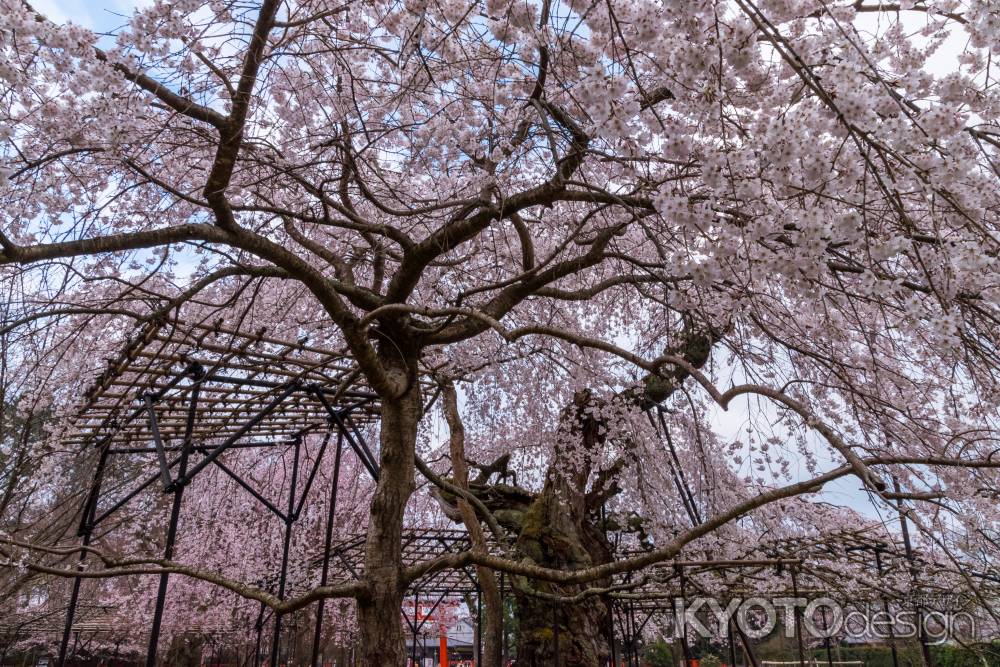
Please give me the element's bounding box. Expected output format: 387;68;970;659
441;380;503;667
0;537;366;613
404;456;1000;588
20;1;228;129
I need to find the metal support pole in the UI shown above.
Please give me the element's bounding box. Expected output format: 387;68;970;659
144;393;173;489
790;567;806;667
624;603;632;667
679;567;692;667
821;605;834;667
617;605;628;667
253;601;266;667
619;608;626;667
618;602;632;667
608;600;617;667
270;437;302;667
894;479;934;667
146;378;201;667
58;447;109;667
411;590;419;666
735;622;762;667
178;383;298;485
629;602;642;667
311;432;344;667
629;601;639;667
874;550;900;667
728;616;738;667
630;604;638;667
57;544;88;667
312;389;379;480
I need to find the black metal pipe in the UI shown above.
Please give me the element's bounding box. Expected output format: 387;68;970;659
253;601;265;667
608;598;617;667
204;373;376;399
679;567;692;667
623;601;632;667
91;465;169;527
894;478;934;667
92;466;167;527
179;383;298;486
294;430;333;519
658;410;701;526
313;390;379;481
821;605;834;667
344;414;380;480
269;438;301;667
728;616;738;667
108;441;285;455
613;605;627;666
311;432;344;667
874;550;900;667
58;446;109;666
629;600;638;667
411;591;419;666
57;543;87;667
415;592;448;635
791;566;806;667
144;393;172;489
211;457;287;521
145;380;201;667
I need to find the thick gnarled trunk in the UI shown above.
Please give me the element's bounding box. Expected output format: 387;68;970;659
512;475;613;667
357;368;422;665
511;391;615;667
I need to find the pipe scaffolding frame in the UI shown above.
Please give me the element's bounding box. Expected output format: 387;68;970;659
55;316;382;667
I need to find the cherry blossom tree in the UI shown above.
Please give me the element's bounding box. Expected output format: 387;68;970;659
4;0;1000;665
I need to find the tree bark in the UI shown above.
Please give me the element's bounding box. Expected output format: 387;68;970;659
357;354;422;665
434;333;719;665
511;476;614;666
442;382;503;667
511;391;614;667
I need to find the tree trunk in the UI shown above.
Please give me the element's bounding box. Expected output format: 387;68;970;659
511;392;614;667
442;382;503;667
457;335;718;666
512;474;613;667
357;366;422;665
479;580;504;667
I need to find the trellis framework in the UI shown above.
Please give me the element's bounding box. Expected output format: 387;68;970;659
321;528;499;666
603;526;992;667
51;317;996;667
57;316;382;667
61;325;873;667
